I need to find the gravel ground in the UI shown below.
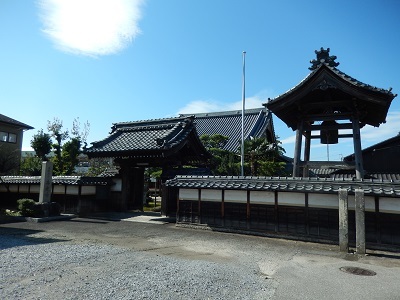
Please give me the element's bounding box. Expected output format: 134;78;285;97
0;241;273;300
1;215;400;300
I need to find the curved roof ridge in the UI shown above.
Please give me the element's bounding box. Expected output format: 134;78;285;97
180;107;266;118
113;115;191;128
267;63;396;104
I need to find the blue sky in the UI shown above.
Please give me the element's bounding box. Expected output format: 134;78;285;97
1;0;399;161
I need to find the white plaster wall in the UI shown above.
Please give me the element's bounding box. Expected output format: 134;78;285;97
30;185;40;193
379;197;400;214
250;191;275;204
18;185;30;193
66;186;79;195
81;186;96;195
277;192;305;206
7;185;18;193
224;190;247;203
347;195;375;212
53;185;67;194
179;188;199;201
309;194;338;209
201;189;222;202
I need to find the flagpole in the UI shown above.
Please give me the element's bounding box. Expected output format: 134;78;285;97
241;51;246;176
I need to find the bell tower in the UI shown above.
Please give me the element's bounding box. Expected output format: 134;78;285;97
266;48;396;179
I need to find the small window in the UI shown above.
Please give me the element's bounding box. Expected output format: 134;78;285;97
0;132;7;142
8;133;17;143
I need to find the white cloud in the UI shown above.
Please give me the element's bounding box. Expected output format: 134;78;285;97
361;111;400;143
176;96;265;115
280;135;296;145
38;0;144;56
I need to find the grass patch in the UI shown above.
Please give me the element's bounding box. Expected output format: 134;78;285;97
0;208;22;217
143;198;162;212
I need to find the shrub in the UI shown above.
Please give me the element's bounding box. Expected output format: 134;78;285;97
17;198;36;217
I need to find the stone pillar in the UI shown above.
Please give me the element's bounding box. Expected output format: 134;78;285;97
355;189;366;255
39;161;53;203
338;189;349;252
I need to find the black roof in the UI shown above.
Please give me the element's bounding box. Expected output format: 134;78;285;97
85;116;210;164
309;168;400;181
0;176;113;185
180;108;274;152
165;175;400;197
265;63;396;130
0;113;33;130
344;134;400;161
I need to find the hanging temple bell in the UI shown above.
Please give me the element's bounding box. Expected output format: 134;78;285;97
320;120;339;144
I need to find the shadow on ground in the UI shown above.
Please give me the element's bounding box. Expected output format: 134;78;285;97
0;227;69;250
84;211;176;224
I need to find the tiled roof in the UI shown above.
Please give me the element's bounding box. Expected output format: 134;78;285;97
0;113;33;129
309;169;400;182
180;108;273;152
265;63;396;129
0;176;112;185
98;168;120;177
86;116;209;161
269;63;396;103
165;175;400;197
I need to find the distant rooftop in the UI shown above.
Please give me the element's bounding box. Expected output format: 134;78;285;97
0;113;33;130
180;108;274;152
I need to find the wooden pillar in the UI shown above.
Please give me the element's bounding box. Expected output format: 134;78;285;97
352;117;364;179
355;189;366;255
198;188;201;224
221;189;225;227
303;130;311;177
293;121;303;177
132;167;145;211
338;189;349;252
274;191;279;232
120;165;131;211
246;190;251;229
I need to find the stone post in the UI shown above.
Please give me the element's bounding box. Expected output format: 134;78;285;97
39;161;53;204
355;189;366;255
338;189;349;252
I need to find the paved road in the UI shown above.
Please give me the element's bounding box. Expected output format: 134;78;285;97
1;213;400;299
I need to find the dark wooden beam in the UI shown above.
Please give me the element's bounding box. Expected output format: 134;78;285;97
310;134;354;139
300;113;353;121
304;123;354;131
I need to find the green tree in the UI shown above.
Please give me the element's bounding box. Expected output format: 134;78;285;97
200;134;240;176
242;137;286;176
20;154;42;176
47;118;69;174
30;129;52;161
86;157;111;177
0;145;20;175
61;137;81;175
31;117;90;175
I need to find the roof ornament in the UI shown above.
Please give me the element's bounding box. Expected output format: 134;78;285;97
309;47;340;71
156;138;166;146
